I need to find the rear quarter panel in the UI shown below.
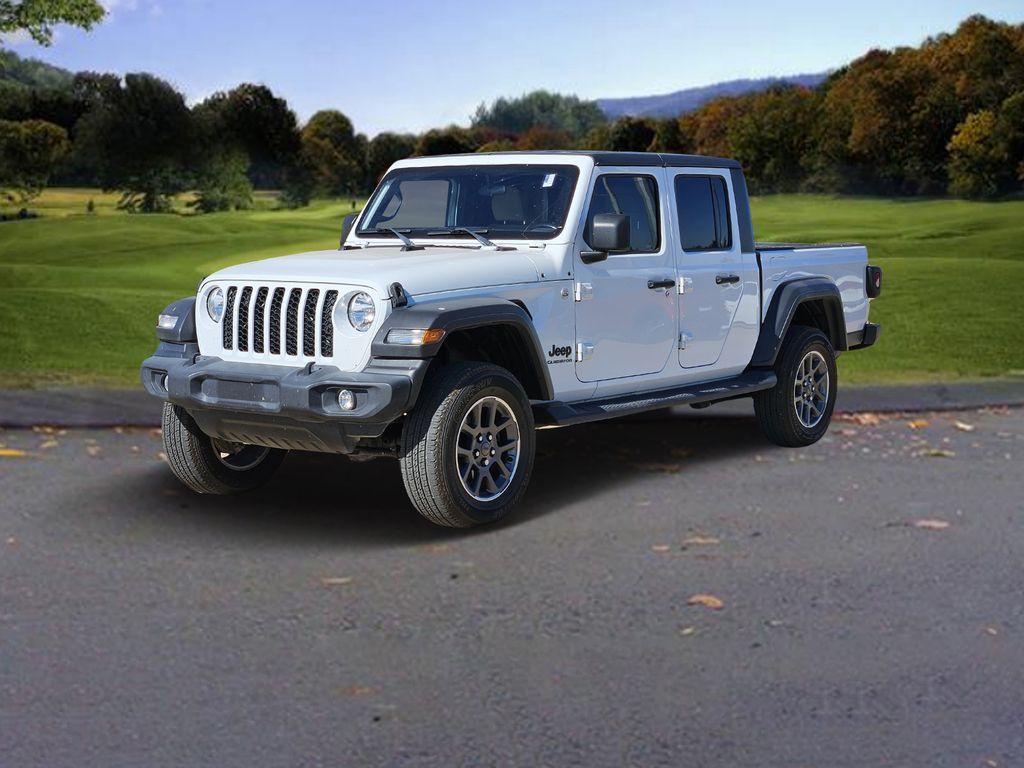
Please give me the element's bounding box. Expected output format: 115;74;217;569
759;246;869;335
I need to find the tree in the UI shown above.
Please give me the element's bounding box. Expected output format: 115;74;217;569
300;109;366;195
726;86;820;193
365;131;416;186
190;149;252;213
0;117;69;205
472;90;606;140
515;124;572;151
75;73;193;212
0;0;104;45
414;125;478;156
194;84;301;188
947;93;1024;199
606;116;656;152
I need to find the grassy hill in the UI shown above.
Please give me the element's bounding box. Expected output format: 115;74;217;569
1;191;1021;387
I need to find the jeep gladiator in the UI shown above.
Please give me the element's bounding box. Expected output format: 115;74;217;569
142;151;882;527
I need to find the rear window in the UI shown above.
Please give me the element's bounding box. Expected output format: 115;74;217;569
675;175;732;251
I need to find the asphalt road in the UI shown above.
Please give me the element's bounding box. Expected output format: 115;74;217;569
2;408;1022;767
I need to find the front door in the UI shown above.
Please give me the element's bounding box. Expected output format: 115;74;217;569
672;171;759;369
573;170;677;383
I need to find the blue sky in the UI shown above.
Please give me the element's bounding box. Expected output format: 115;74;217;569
6;0;1024;136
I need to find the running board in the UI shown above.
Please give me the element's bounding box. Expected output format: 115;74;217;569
533;370;777;427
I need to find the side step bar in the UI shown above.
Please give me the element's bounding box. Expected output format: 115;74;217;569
533;370;777;427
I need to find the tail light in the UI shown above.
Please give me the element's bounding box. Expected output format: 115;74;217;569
866;265;882;298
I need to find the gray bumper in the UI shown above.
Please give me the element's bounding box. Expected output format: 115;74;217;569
141;349;428;452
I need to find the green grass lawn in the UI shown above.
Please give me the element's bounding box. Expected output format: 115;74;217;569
0;190;1020;387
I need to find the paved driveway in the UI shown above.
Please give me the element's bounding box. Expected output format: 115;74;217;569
2;408;1022;767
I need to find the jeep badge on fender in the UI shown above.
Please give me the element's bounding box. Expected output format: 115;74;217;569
142;151;881;528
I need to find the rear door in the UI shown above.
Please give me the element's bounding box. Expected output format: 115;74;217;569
573;169;677;383
672;170;759;369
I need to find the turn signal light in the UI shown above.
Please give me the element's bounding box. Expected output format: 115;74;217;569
385;328;445;345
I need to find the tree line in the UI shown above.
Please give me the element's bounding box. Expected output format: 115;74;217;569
2;11;1022;213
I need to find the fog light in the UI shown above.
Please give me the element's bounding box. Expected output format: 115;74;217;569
337;389;356;411
158;373;168;392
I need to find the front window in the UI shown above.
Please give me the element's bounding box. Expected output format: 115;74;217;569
358;165;580;240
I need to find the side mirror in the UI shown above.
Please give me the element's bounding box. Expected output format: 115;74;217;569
590;213;630;252
340;212;359;247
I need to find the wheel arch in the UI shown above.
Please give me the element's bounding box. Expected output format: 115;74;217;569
750;277;847;368
371;297;554;401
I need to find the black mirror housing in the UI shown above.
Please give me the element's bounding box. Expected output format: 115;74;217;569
590;213;630;252
340;212;359;247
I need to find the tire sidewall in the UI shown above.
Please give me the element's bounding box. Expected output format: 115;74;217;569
437;373;535;525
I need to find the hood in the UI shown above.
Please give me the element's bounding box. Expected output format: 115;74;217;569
209;246;543;297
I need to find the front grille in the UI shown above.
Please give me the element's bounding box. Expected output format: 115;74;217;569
218;284;341;360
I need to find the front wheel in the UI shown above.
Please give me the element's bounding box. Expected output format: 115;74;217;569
161;403;286;494
399;362;535;528
754;325;837;447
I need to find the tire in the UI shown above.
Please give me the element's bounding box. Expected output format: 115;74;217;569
754;325;837;448
399;362;536;528
161;402;286;494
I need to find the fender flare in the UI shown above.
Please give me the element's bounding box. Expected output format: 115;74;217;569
371;296;554;401
750;277;847;367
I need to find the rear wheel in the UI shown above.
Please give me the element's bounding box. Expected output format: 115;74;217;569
399;362;535;528
161;403;286;494
754;325;837;447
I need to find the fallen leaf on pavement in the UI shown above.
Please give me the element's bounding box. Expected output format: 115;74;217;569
650;544;671;553
849;412;881;426
39;440;58;450
682;536;720;546
921;448;955;458
679;627;696;636
985;626;999;636
687;594;725;610
906;418;931;429
321;577;353;586
338;685;374;696
912;519;950;531
85;445;103;458
6;536;17;546
156;452;167;462
0;448;26;458
953;420;975;432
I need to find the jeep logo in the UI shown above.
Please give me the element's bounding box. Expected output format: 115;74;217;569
548;344;572;359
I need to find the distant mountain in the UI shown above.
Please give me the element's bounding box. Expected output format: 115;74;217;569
598;73;829;119
0;47;74;90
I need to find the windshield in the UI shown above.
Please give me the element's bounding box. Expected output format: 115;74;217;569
358;164;580;240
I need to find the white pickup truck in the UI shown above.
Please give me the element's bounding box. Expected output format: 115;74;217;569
143;151;882;527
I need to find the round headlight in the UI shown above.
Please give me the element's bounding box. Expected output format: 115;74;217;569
206;287;224;322
347;292;375;332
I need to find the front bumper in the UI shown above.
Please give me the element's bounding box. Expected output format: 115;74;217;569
141;347;428;453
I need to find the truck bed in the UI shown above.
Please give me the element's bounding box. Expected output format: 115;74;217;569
755;242;870;338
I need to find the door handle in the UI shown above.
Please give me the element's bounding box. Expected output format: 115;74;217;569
647;278;675;290
715;274;740;285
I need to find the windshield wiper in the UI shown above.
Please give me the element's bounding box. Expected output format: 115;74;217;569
375;227;424;251
426;227;515;251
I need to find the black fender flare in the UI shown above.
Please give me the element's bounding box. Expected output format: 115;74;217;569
371;296;554;401
750;277;847;367
156;296;197;343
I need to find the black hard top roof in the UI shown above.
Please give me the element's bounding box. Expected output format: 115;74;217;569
419;150;742;170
